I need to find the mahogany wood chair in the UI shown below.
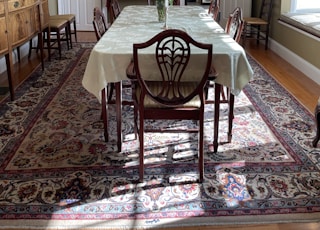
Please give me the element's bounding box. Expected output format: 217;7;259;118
128;29;213;182
92;7;111;144
93;6;131;152
208;0;220;22
110;0;121;24
313;97;320;147
205;7;244;151
92;7;108;41
242;0;274;50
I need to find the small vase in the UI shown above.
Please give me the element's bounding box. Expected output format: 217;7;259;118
156;0;167;22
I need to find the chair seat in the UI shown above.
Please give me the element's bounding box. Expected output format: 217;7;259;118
50;14;75;22
49;19;68;29
135;82;202;108
244;17;268;25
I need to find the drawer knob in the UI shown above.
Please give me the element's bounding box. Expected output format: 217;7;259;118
14;1;20;8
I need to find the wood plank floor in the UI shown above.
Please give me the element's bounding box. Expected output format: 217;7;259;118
0;32;319;230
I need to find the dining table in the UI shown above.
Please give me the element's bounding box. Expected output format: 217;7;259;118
82;5;254;152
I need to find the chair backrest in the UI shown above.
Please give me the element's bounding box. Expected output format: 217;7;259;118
133;29;212;106
109;0;121;24
225;7;244;43
148;0;180;5
92;7;108;41
259;0;274;23
208;0;220;21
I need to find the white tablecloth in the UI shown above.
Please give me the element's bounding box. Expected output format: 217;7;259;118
82;5;253;101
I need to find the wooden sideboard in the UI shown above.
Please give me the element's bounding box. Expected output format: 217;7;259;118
0;0;49;100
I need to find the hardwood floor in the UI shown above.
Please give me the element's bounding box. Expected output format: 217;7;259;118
244;39;319;113
0;32;319;230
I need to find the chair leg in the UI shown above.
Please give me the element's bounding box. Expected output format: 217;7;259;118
65;26;70;50
107;83;115;103
213;84;221;152
257;25;261;45
265;27;270;50
101;88;108;142
56;31;62;59
139;107;144;182
199;112;204;183
73;20;78;42
67;23;72;49
115;82;122;152
227;91;234;143
313;107;320;147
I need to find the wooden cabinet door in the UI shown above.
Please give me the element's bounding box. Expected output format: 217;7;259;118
8;6;38;47
0;1;9;56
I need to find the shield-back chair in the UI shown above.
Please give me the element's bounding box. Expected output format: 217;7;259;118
128;29;213;182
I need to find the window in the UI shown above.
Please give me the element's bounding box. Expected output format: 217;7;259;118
290;0;320;13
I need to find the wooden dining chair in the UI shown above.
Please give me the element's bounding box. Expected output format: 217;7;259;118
242;0;274;50
205;7;244;151
93;6;131;152
92;6;119;151
127;29;213;182
110;0;121;24
208;0;220;22
92;7;108;41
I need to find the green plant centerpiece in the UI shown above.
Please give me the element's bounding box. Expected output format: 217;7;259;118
156;0;173;22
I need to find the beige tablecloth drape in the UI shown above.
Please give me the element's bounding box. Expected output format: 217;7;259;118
82;5;253;102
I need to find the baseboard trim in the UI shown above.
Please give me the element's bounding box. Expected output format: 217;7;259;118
269;38;320;86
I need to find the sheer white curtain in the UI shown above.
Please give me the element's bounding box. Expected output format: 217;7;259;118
290;0;320;13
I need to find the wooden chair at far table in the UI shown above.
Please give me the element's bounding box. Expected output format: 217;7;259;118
92;7;109;41
92;6;113;144
106;0;122;24
208;0;220;22
205;7;244;152
126;29;213;183
242;0;274;50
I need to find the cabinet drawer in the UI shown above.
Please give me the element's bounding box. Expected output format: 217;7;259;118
7;0;38;12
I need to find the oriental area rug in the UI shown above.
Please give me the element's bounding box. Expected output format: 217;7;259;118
0;43;319;230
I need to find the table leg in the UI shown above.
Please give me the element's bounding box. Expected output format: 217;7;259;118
213;83;221;153
115;82;122;152
228;92;234;143
101;88;108;142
